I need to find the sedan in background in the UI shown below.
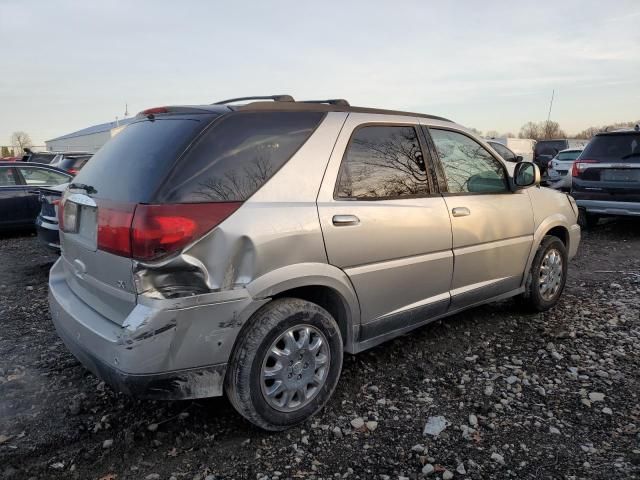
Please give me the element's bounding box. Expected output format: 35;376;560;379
36;183;67;250
546;148;583;191
0;162;72;231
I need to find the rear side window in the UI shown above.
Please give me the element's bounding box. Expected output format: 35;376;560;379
0;167;18;186
581;134;640;162
430;129;508;194
335;125;432;199
159;112;324;202
72;115;217;202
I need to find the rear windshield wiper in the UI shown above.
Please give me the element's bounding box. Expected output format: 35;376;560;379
69;182;97;194
621;152;640;160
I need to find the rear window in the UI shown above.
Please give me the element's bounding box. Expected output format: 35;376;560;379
72;115;218;202
157;111;325;203
58;155;92;170
581;133;640;163
535;141;567;156
557;150;581;161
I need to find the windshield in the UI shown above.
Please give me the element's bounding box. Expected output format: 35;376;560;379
556;151;581;161
71;114;218;202
580;133;640;163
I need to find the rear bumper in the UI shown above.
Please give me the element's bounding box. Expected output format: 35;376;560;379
36;215;60;250
48;258;264;399
575;199;640;217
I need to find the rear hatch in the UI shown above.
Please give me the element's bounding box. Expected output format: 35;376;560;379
535;140;568;168
571;132;640;202
57;107;326;325
59;113;219;325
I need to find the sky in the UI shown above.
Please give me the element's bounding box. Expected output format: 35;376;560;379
1;0;639;147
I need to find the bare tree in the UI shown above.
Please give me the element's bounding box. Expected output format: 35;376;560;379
485;130;502;138
540;120;566;139
519;122;541;140
10;131;32;154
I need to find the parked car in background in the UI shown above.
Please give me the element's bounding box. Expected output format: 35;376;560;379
49;95;579;431
21;148;58;164
534;139;587;175
0;162;72;230
36;183;67;250
572;125;640;227
1;156;21;162
487;140;523;162
50;152;93;175
546;148;583;191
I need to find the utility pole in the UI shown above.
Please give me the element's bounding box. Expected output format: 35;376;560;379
545;89;555;139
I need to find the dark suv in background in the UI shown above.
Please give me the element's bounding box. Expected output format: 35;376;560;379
534;139;586;175
572;126;640;227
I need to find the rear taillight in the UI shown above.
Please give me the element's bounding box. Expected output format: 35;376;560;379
97;201;136;257
572;159;597;177
95;201;242;261
67;168;79;175
57;199;65;231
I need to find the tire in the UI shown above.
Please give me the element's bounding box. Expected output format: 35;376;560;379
577;209;599;229
518;235;568;312
225;298;343;431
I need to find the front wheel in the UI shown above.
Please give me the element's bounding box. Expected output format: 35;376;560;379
225;298;343;431
518;235;568;312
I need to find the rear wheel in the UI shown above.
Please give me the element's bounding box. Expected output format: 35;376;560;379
577;208;599;229
225;298;343;431
518;235;568;312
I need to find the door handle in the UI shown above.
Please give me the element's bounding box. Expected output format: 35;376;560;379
451;207;471;217
332;214;360;226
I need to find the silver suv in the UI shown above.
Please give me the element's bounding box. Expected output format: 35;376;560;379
49;95;580;430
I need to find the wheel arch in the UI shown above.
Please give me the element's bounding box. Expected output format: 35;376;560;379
245;263;361;353
521;216;571;288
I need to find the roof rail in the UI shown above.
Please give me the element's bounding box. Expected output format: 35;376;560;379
300;99;350;107
213;95;295;105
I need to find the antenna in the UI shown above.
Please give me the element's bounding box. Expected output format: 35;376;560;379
124;103;129;117
546;89;555;123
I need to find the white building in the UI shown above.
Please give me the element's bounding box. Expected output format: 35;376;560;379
45;118;134;153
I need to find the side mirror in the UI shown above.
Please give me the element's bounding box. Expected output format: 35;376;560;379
515;155;523;162
513;161;540;189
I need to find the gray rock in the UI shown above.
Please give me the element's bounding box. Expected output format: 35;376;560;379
102;439;113;449
350;417;365;429
421;464;435;475
589;392;605;403
491;452;505;464
423;416;451;437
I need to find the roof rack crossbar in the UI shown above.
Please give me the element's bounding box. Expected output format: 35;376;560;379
213;95;295;105
300;99;350;107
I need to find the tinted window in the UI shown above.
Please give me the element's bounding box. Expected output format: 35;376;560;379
336;125;431;199
535;140;567;157
72;115;218;202
58;155;92;171
159;112;324;202
430;129;508;194
0;167;18;186
17;167;69;186
581;134;640;163
490;142;515;161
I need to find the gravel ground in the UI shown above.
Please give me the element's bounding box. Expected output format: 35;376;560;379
1;221;639;480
